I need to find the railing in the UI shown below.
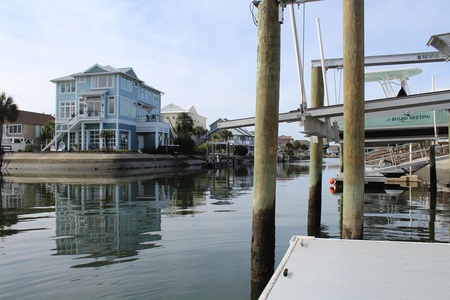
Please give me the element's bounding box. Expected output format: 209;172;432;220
136;115;166;123
365;143;449;168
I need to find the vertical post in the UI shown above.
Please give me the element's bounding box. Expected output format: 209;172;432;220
342;0;365;239
430;144;437;196
251;0;280;298
448;110;450;184
307;66;324;237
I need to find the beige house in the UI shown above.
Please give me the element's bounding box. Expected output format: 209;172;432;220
278;135;294;148
161;103;207;130
3;110;54;151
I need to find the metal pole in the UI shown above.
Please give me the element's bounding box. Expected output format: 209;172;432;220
251;0;280;298
289;5;307;109
307;66;324;237
342;0;365;239
316;18;330;106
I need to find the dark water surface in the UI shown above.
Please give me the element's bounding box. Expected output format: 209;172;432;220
1;158;449;299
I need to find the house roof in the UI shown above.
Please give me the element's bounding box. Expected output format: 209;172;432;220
51;64;163;94
278;135;294;141
161;103;188;113
6;110;54;126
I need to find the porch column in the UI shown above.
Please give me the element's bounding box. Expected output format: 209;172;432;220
81;123;85;151
155;129;159;149
99;123;104;149
115;123;119;150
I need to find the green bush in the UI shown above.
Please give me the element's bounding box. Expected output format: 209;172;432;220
196;143;207;155
234;145;249;156
173;136;195;150
25;144;39;152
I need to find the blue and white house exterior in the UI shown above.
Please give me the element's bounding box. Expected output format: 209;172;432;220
50;64;169;151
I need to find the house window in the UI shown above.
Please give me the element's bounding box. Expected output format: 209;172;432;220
92;75;114;89
79;76;86;83
79;98;85;115
87;130;100;150
86;100;102;117
60;101;76;119
120;76;133;92
60;81;76;93
8;124;22;134
119;130;129;150
153;94;159;103
108;96;115;115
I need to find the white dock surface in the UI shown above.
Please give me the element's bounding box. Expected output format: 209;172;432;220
260;236;450;299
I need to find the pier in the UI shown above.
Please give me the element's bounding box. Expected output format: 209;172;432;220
260;236;450;299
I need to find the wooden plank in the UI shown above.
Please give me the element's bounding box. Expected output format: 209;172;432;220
261;236;450;299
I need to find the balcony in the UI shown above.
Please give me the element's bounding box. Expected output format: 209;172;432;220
136;115;170;133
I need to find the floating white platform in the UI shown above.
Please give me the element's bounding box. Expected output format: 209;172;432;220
260;236;450;299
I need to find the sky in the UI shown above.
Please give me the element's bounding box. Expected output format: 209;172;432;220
1;0;449;141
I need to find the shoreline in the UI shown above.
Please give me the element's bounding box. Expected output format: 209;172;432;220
1;152;206;177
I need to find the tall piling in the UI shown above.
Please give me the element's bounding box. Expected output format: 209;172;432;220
307;66;324;237
250;0;280;299
429;144;437;198
342;0;365;239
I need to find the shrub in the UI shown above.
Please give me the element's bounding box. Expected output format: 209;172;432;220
173;136;195;150
234;145;249;156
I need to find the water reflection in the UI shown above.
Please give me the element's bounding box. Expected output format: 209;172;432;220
0;181;55;237
1;165;255;269
363;187;450;242
52;181;168;268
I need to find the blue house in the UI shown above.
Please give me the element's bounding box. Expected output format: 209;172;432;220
49;64;169;151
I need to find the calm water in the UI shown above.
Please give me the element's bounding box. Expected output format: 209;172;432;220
1;158;449;299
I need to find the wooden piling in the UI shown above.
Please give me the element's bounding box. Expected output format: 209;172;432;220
342;0;365;239
429;144;437;242
250;0;280;298
307;66;324;237
430;144;437;196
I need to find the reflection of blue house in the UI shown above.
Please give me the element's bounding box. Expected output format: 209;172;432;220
49;64;170;151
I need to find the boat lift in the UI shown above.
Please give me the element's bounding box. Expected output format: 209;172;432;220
218;50;450;144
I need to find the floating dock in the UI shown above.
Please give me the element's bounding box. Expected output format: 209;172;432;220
260;236;450;299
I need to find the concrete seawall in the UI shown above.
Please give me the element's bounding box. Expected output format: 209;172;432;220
1;152;206;177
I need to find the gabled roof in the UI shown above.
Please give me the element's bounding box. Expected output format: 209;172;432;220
278;135;294;141
118;67;139;79
71;64;142;81
50;64;164;94
188;106;198;114
161;103;188;113
6;110;54;126
83;64;112;74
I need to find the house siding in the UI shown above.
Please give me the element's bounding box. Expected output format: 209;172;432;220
50;64;169;151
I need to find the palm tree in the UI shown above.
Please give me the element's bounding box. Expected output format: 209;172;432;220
174;112;194;138
193;126;206;140
0;92;19;153
99;130;114;152
219;129;233;142
211;133;220;142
